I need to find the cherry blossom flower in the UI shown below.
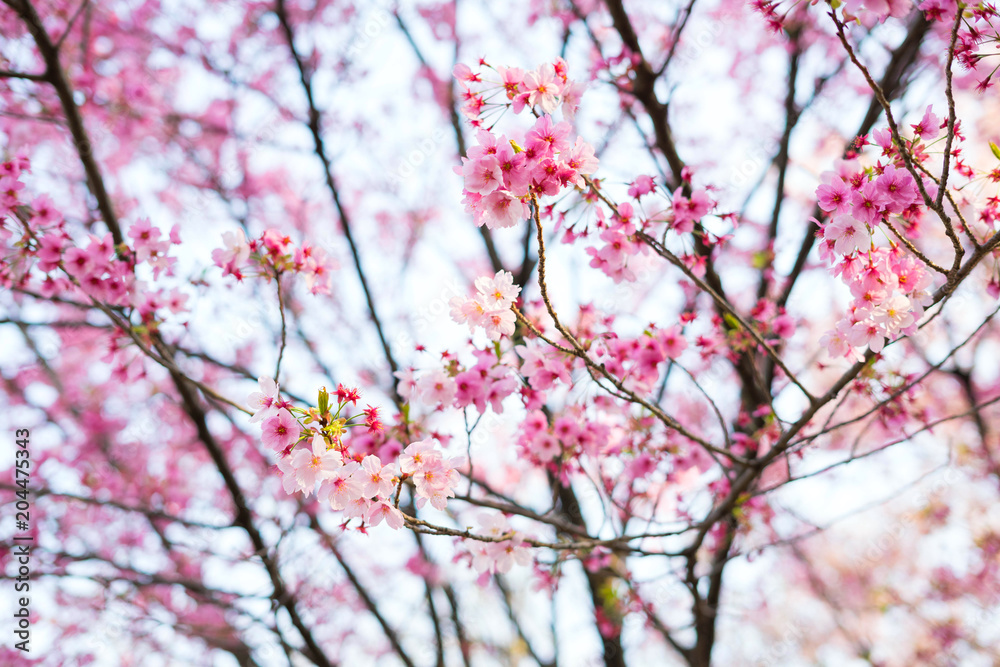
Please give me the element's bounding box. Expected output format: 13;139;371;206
911;105;941;140
476;267;517;306
470;513;530;575
824;215;870;256
479;191;527;229
462;155;504;195
248;376;281;423
336;383;360;406
494;141;531;196
211;229;250;278
289;434;342;495
261;409;301;451
128;218;169;264
415;368;457;407
363;404;383;433
481;308;516;341
848;317;886;353
400;439;464;510
399;439;438;475
523;64;561;113
628;175;655;200
449;295;487;331
874;293;914;334
318;461;362;510
496;66;524;99
525;115;572;157
820;321;865;362
850;182;889;227
365;500;405;529
358;455;395;498
671;187;715;231
817;177;852;215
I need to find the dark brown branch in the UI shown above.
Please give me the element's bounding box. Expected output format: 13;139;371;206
166;354;335;667
777;12;931;310
307;513;417;667
7;0;124;246
275;0;401;405
0;483;229;530
0;68;46;80
443;584;473;667
391;7;512;277
495;574;555;667
756;32;802;301
603;0;685;188
552;479;626;667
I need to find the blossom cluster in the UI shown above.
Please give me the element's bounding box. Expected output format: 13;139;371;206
458;119;598;229
449;270;521;341
815;135;938;359
1;157;187;320
589;324;689;393
454;59;584;122
469;513;530;576
249;378;464;529
453;60;598;230
397;346;520;415
518;407;607;464
564;177;717;283
212;228;334;295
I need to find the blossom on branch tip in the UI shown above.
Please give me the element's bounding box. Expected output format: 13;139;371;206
336;383;360;406
523;64;561;113
365;499;405;529
400;439;464;510
211;229;250;278
248;376;281;423
470;513;530;575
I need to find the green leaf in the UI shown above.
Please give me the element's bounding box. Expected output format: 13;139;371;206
990;141;1000;161
317;386;330;416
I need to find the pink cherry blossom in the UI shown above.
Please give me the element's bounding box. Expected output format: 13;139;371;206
261;409;301;451
290;434;342;495
211;229;250;279
358;455;396;498
479;191;527;229
475;270;520;309
248;376;281;423
824;215;870;256
415;368;458;407
318;461;362;510
462;155;504;195
523;64;561;113
365;499;405;529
